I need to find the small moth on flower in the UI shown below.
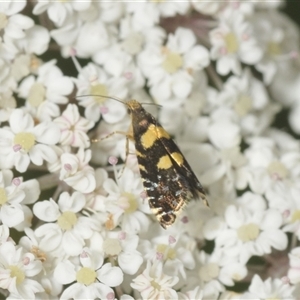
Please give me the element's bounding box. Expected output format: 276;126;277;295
95;96;208;229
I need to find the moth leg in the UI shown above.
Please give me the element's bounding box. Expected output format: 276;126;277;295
91;130;134;178
91;131;128;143
118;132;136;178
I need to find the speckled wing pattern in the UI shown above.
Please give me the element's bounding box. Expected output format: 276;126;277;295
126;99;208;229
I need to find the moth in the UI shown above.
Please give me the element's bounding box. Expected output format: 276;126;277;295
107;97;208;229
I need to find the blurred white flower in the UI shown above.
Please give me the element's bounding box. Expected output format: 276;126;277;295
210;8;262;75
243;274;294;299
18;59;74;121
75;62;128;123
204;200;288;264
139;27;209;102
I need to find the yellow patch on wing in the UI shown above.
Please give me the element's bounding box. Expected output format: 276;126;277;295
170;152;184;166
157;155;172;169
156;126;170;140
141;124;158;149
138;164;146;172
136;150;145;158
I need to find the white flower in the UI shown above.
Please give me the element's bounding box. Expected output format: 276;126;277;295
204;194;288;264
140;233;195;279
131;260;179;300
18;59;74;121
54;103;94;148
138;27;209;102
178;286;203;300
33;192;98;257
288;247;300;285
0;242;44;299
236;137;298;195
251;11;299;84
102;230;143;275
33;0;92;27
0;109;60;172
210;8;262;75
191;1;224;16
0;1;26;16
214;69;279;136
54;248;123;300
100;168;151;233
198;248;247;288
59;148;96;193
0;170;39;228
243;274;295;299
75;62;128;123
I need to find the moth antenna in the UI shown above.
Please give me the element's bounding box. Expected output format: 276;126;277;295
76;94;161;108
76;94;125;105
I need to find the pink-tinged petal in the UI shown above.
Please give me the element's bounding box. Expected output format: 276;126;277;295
54;261;76;285
98;263;123;287
33;199;59;222
94;283;115;300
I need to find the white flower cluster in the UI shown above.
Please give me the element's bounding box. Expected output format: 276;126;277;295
0;0;299;299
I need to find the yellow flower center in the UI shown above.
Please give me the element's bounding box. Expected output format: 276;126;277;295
76;267;96;285
156;244;176;260
162;49;183;74
199;263;220;282
234;94;252;117
90;84;108;104
57;211;77;230
14;132;35;152
0;13;8;30
31;246;47;262
9;265;25;285
267;41;281;56
237;223;260;242
150;279;161;290
225;32;238;53
291;210;300;223
28;82;46;107
122;192;138;214
267;161;288;180
122;32;144;55
103;238;122;256
0;188;7;205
